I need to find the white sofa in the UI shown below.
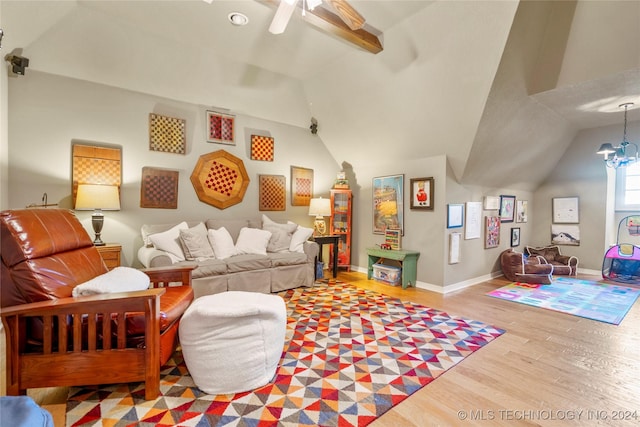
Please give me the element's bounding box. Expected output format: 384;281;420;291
138;216;318;298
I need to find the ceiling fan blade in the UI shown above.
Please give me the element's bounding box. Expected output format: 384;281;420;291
269;0;298;34
324;0;365;30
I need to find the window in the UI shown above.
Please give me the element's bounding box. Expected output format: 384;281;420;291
616;162;640;210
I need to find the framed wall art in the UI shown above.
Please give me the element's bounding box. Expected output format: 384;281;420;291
373;174;404;235
258;174;286;211
140;167;179;209
510;227;520;247
449;232;461;264
484;196;500;210
552;197;579;224
149;113;186;154
251;135;275;161
485;216;500;248
465;201;482;239
206;110;235;145
190;150;250;209
516;200;528;223
410;177;434;210
551;224;580;246
499;195;516;223
291;166;313;206
447;203;464;229
72;143;122;207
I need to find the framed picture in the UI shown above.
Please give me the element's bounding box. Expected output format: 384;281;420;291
447;203;464;229
251;135;274;161
484;196;500;210
140;167;179;209
510;227;520;247
551;224;580;245
291;166;313;206
449;232;461;264
410;177;434;210
516;200;528;223
485;216;500;248
499;195;516;223
465;201;482;240
552;197;579;224
149;113;186;154
373;174;404;235
206;110;235;145
258;174;285;211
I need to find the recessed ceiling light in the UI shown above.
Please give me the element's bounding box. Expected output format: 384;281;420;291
228;12;249;26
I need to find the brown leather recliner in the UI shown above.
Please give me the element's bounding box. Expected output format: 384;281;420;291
500;249;553;284
1;209;195;400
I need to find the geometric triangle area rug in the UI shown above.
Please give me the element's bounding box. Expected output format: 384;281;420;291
487;276;640;325
66;282;505;427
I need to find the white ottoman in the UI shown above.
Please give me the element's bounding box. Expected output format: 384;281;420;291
179;291;287;395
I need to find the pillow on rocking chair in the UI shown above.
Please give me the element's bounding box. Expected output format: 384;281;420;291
72;267;150;297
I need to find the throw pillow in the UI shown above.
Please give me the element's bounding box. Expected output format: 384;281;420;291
289;224;314;253
235;227;272;256
180;223;215;260
208;227;238;260
148;221;189;262
262;214;298;252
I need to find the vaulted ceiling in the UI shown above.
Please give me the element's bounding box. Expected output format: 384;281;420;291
2;0;639;191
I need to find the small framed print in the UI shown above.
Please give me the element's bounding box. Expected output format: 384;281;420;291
410;177;434;210
447;204;464;229
485;216;500;248
484;196;500;210
511;227;521;247
251;135;275;161
552;197;579;224
206;111;235;145
516;200;528;223
291;166;313;206
499;195;516;223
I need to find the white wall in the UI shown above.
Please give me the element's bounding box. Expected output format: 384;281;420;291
7;71;339;265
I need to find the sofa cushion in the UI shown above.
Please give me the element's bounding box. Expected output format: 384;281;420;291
226;254;272;273
182;259;228;279
208;227;238;260
289;225;314;253
262;215;298;253
206;219;250;243
268;251;307;267
148;221;189;262
235;227;272;256
180;223;215;260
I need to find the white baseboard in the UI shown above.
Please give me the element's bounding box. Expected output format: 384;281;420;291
349;265;503;294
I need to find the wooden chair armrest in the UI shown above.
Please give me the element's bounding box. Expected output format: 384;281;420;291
0;288;165;318
141;264;197;288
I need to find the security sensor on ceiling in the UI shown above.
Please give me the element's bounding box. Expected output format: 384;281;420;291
5;49;29;76
310;117;318;135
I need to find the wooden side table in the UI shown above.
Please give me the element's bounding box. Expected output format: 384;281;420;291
312;235;341;279
96;243;122;270
366;247;420;289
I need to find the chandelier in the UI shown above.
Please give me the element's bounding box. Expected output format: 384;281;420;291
597;102;638;169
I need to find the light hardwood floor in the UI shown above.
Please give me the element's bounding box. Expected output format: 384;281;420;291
2;271;639;426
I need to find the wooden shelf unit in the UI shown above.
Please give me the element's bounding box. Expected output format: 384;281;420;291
330;189;352;271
